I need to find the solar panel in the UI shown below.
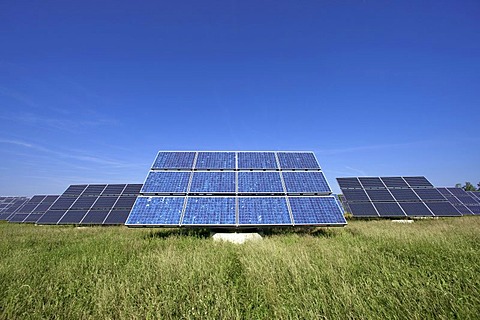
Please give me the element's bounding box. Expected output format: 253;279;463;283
389;189;420;202
469;192;480;200
373;202;406;217
152;152;196;169
342;189;370;202
359;177;385;189
336;176;463;218
101;184;126;196
238;197;291;225
277;152;320;170
126;197;184;226
289;196;346;225
195;152;235;170
0;197;30;220
414;189;446;201
123;184;143;195
404;176;433;188
141;171;191;194
282;171;331;194
380;177;409;189
237;152;278;169
336;178;363;189
37;184;140;225
398;202;433;217
182;197;236;225
425;202;461;217
189;172;236;194
347;202;379;217
126;150;343;228
464;205;480;215
365;189;395;202
104;209;132;225
238;172;284;194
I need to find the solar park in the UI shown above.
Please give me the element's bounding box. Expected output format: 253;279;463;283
1;151;479;319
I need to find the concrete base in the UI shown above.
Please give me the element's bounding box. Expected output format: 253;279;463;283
212;232;262;244
392;220;414;224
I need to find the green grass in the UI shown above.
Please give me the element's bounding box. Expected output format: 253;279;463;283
1;218;479;319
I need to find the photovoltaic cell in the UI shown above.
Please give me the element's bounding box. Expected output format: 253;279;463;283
81;210;110;224
101;184;126;196
58;210;88;224
380;177;409;189
69;196;98;210
373;202;406;217
141;171;191;194
398;202;433;217
336;178;362;189
113;196;137;209
92;196;118;209
49;197;77;210
82;185;106;196
277;152;320;169
189;172;236;193
365;189;395;202
36;210;67;224
389;188;420;202
123;184;143;195
237;152;278;169
195;152;236;169
414;189;446;201
104;210;131;224
238;172;284;194
153;152;196;169
282;172;331;194
465;205;480;215
358;177;385;189
425;202;461;217
289;197;346;225
404;176;433;188
182;197;236;225
347;202;379;217
63;185;88;196
342;189;370;202
126;197;184;225
238;197;291;225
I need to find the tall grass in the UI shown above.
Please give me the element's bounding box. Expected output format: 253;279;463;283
1;217;479;319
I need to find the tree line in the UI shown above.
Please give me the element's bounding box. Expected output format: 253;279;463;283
455;182;480;191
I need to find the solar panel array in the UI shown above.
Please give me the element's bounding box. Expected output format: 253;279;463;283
438;188;480;215
127;151;346;227
7;195;60;223
35;184;142;225
0;197;30;220
337;176;465;218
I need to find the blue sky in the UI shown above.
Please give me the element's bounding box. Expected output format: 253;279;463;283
1;0;479;196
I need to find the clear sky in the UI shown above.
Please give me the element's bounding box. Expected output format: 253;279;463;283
1;0;479;196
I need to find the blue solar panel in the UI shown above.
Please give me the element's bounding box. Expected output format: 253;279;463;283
336;178;363;189
359;177;385;189
92;196;118;209
63;185;88;196
189;172;236;193
277;152;320;169
9;214;29;223
49;196;77;210
80;209;110;224
126;197;184;225
113;196;137;209
282;172;331;194
452;204;475;215
152;152;196;169
414;189;446;201
238;172;284;193
237;152;278;169
58;210;88;224
195;152;235;169
238;197;291;225
398;202;433;217
104;209;131;224
365;189;395;202
425;202;461;216
70;196;98;210
389;189;420;202
373;202;406;217
346;202;379;217
182;197;236;225
82;185;106;196
101;184;126;196
380;177;409;188
289;197;346;225
404;176;433;188
342;189;370;202
141;171;191;194
36;210;67;224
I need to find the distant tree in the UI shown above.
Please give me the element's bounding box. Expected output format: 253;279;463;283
455;183;462;188
463;182;476;191
478;182;480;191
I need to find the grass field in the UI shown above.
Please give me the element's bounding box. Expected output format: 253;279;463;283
1;218;479;319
